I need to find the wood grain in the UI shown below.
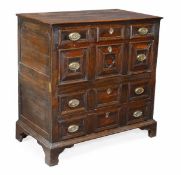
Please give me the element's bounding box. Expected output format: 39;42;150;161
17;9;162;25
16;9;162;166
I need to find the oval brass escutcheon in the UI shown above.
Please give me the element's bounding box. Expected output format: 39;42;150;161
137;54;146;62
68;62;80;71
133;110;143;118
106;88;112;95
68;32;81;41
138;27;148;35
135;87;144;95
105;112;110;118
68;99;80;108
68;125;79;133
108;46;112;53
109;27;114;34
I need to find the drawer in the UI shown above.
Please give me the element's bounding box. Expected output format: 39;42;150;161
127;101;152;125
59;27;91;44
128;41;153;74
58;91;87;115
130;23;155;39
59;47;89;83
95;85;120;107
96;43;125;78
59;116;87;140
97;25;125;41
93;108;121;132
128;79;152;101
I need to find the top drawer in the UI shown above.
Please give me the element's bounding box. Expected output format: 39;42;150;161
97;25;125;41
130;23;155;39
59;27;93;45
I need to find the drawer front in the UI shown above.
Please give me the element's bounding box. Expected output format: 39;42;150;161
97;25;125;41
127;101;152;125
59;91;87;115
128;79;152;101
59;116;87;140
59;48;89;83
128;41;153;74
130;23;155;39
59;27;91;44
94;108;121;132
95;85;120;107
96;43;125;78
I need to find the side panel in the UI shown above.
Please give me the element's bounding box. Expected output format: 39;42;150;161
18;18;51;140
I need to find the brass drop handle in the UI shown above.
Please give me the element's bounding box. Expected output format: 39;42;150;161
135;87;144;95
68;32;81;41
109;28;114;34
68;99;80;108
68;124;79;133
68;62;80;71
138;27;148;35
133;110;143;118
137;54;146;62
106;88;112;95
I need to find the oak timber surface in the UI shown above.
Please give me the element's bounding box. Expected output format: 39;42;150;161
16;9;162;166
17;9;162;25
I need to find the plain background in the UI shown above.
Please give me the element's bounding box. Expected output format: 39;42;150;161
0;0;181;174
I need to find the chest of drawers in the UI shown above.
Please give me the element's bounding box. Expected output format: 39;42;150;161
16;9;162;166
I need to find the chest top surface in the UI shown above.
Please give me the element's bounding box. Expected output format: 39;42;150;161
17;9;162;25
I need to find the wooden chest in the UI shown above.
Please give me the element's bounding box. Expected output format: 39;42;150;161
16;9;162;166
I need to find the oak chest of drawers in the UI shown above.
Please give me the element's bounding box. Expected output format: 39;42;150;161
16;9;162;166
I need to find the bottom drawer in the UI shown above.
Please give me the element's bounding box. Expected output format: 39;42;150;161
58;101;153;140
93;107;124;132
59;116;88;140
127;101;152;125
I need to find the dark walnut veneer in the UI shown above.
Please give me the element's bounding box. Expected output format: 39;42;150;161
16;9;162;166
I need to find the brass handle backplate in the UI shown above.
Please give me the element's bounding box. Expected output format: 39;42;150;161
68;99;80;108
138;27;148;35
69;32;81;41
137;54;146;62
133;110;143;118
68;125;79;133
135;87;144;95
68;62;80;71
